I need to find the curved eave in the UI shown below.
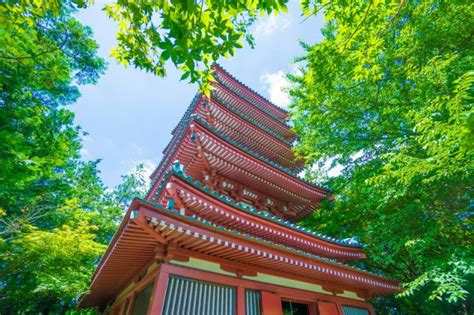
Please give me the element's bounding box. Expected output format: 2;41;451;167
149;95;200;183
210;92;293;146
199;96;304;170
192;116;328;198
157;173;365;259
148;117;329;220
212;64;288;118
149;93;302;197
212;81;295;141
80;199;400;308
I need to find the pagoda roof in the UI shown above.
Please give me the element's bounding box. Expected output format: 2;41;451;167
151;95;200;186
212;64;288;119
212;81;295;141
149;116;328;220
160;93;302;184
153;163;364;259
191;115;326;194
153;76;299;194
210;92;292;146
197;95;303;170
79;199;400;308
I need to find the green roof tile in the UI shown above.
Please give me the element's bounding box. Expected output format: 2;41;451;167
138;197;395;282
153;162;360;249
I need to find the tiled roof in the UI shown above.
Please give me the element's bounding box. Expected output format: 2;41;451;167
154;161;360;248
191;115;329;193
149;103;325;198
139;196;396;284
210;92;293;145
213;64;289;115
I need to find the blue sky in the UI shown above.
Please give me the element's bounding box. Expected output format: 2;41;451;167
74;1;324;187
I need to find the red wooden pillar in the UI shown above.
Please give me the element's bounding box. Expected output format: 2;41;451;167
261;291;282;315
148;267;169;314
317;301;340;315
237;285;245;315
308;302;318;315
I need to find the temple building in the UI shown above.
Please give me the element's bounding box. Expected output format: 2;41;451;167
79;65;400;314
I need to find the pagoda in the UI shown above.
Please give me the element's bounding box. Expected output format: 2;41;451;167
79;64;400;315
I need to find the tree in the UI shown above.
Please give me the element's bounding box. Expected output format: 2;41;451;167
0;161;148;313
105;0;473;313
289;1;473;314
1;0;110;313
1;1;151;313
1;0;105;226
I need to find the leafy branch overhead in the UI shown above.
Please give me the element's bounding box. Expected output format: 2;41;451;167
105;0;288;94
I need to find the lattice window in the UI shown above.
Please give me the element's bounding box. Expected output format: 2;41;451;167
162;276;236;315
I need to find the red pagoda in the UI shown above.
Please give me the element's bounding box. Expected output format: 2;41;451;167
79;65;400;314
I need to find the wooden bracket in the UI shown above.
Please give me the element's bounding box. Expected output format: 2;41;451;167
220;264;257;278
190;126;212;172
356;290;373;300
134;219;167;244
165;182;187;214
200;98;215;125
154;242;188;264
322;285;344;295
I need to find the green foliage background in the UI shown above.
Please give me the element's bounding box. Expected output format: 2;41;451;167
290;1;473;313
1;0;472;314
0;1;147;313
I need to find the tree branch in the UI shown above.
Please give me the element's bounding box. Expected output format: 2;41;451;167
342;1;372;52
0;34;69;61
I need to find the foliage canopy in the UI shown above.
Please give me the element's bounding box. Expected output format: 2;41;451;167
290;1;473;313
1;1;147;313
105;0;288;94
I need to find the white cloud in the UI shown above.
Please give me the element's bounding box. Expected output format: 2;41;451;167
298;160;343;179
260;70;291;108
82;135;94;143
318;151;365;178
253;14;291;38
121;159;157;187
327;164;344;177
80;148;89;157
139;160;157;180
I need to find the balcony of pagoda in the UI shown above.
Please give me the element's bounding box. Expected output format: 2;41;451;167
148;117;329;221
79;199;400;310
154;171;365;261
192;94;304;171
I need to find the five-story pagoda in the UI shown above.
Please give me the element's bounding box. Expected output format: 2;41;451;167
79;65;400;315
